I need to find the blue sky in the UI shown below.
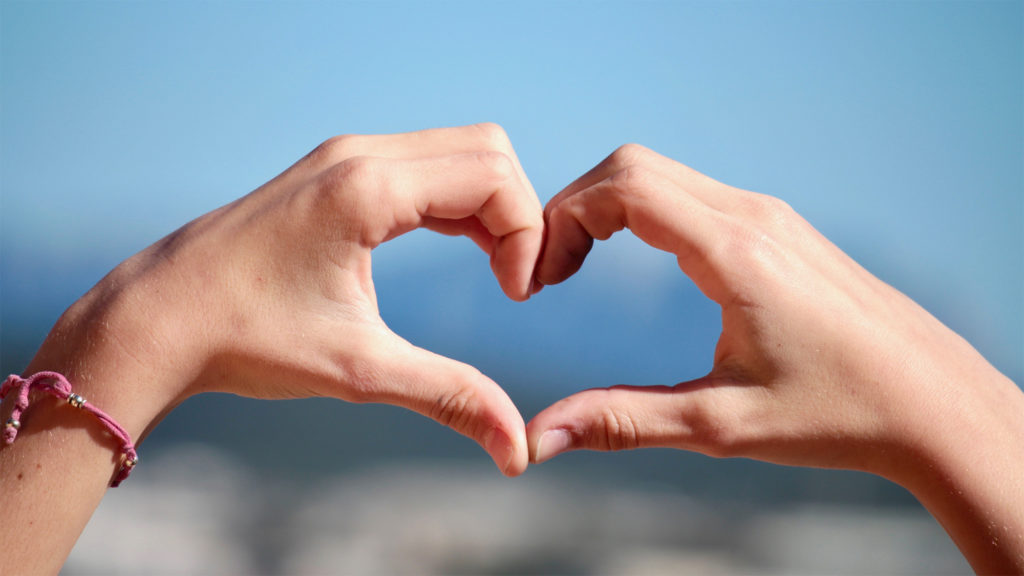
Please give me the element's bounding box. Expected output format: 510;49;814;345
2;1;1021;392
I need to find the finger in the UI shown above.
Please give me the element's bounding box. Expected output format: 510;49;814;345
334;152;544;301
369;123;538;196
545;144;740;220
355;334;529;476
421;216;496;255
537;164;732;302
310;123;541;215
526;378;752;464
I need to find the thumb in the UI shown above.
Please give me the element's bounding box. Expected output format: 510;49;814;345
526;380;750;464
356;335;528;476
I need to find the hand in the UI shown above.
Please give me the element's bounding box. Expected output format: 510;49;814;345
526;144;1024;573
28;123;544;476
2;123;544;573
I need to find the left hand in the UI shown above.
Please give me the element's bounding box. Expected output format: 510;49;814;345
522;144;1024;573
525;143;1020;478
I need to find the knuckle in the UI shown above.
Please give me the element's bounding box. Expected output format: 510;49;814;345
310;134;362;164
334;155;379;184
473;150;517;182
546;200;572;235
595;394;641;451
760;193;793;217
755;193;796;228
319;156;382;199
430;379;481;433
677;389;745;458
608;143;653;169
707;211;782;282
735;192;797;232
311;157;389;242
474;122;511;149
607;165;653;200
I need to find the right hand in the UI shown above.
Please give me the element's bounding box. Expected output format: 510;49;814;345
28;123;545;476
1;123;546;574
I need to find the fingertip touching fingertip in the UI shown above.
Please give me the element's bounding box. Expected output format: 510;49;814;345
503;286;531;302
492;257;538;303
484;427;517;475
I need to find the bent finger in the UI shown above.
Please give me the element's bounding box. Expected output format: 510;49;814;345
333;152;544;301
310;123;541;219
538;166;731;301
545;144;741;221
421;215;496;255
316;123;532;174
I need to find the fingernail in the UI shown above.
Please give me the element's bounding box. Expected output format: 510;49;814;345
484;427;514;475
534;429;573;464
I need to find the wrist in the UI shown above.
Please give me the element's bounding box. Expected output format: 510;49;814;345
23;258;196;443
882;360;1024;574
883;345;1024;484
0;256;200;573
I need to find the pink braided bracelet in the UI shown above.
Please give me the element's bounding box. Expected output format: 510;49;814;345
1;371;138;487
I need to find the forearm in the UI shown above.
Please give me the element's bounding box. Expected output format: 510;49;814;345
892;367;1024;575
0;268;185;574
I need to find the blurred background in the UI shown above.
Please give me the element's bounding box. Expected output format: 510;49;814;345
2;1;1020;573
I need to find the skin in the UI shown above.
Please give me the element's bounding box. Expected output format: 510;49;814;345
526;143;1024;575
2;127;1020;573
0;123;544;574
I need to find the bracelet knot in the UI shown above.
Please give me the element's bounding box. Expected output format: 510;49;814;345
1;372;138;487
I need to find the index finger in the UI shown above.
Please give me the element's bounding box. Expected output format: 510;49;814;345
545;144;742;220
363;124;544;300
331;151;544;301
537;158;734;303
311;123;541;210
